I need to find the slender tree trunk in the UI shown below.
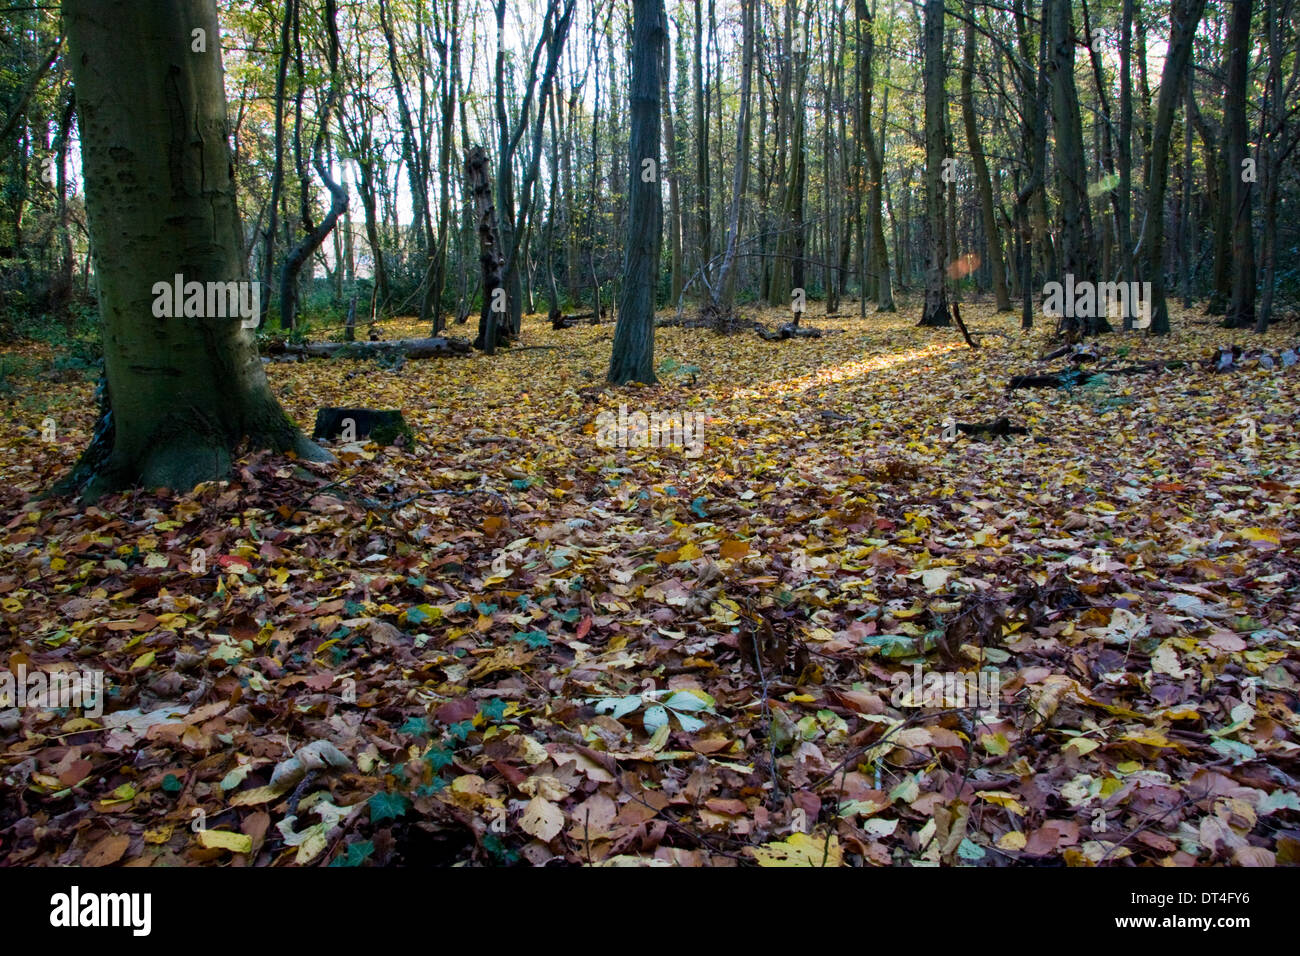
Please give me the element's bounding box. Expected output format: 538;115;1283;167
1118;0;1134;297
1181;55;1195;308
429;0;459;334
260;0;294;321
770;1;808;310
962;0;1009;311
1140;0;1209;335
468;146;506;354
661;22;683;304
1222;0;1256;329
919;0;951;327
608;0;663;385
378;0;431;323
693;0;712;289
1256;0;1300;330
561;89;580;308
49;87;76;322
859;0;894;312
712;0;754;320
545;93;562;321
279;1;347;331
1048;0;1100;335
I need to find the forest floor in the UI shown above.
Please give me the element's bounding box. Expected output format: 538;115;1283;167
1;300;1298;866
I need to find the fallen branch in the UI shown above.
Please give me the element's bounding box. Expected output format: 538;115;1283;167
954;417;1029;439
268;337;472;360
757;322;825;341
951;302;980;349
1007;360;1187;391
550;308;604;329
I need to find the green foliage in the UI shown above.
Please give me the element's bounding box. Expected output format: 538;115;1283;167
587;687;721;735
481;832;521;865
328;841;375;867
0;356;23;395
368;790;410;824
398;716;430;736
512;629;551;649
369;416;414;446
656;356;701;379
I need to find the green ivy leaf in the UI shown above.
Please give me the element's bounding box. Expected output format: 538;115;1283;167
398;716;430;736
329;841;375;867
368;791;410;824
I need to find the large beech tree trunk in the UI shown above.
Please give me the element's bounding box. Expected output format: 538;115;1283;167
60;0;329;500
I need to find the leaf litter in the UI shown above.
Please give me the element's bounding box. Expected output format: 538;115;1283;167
1;304;1298;866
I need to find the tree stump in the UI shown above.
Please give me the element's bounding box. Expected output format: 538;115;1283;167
312;408;413;446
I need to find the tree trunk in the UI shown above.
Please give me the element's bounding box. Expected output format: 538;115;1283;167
429;0;460;334
711;0;754;321
1256;0;1300;331
278;0;347;332
1222;0;1256;329
962;0;1010;311
378;0;430;321
858;0;894;313
693;0;712;289
1118;0;1134;293
919;0;951;327
272;337;470;359
61;0;328;499
467;146;506;354
661;26;683;305
608;0;663;385
1047;0;1100;335
260;0;294;322
1140;0;1208;335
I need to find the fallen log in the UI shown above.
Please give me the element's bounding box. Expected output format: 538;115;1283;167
1038;343;1100;363
954;417;1029;438
1007;360;1189;391
268;337;472;360
1007;373;1070;390
551;308;604;329
757;322;824;341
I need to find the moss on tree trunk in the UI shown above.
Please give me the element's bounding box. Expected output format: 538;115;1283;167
60;0;328;500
